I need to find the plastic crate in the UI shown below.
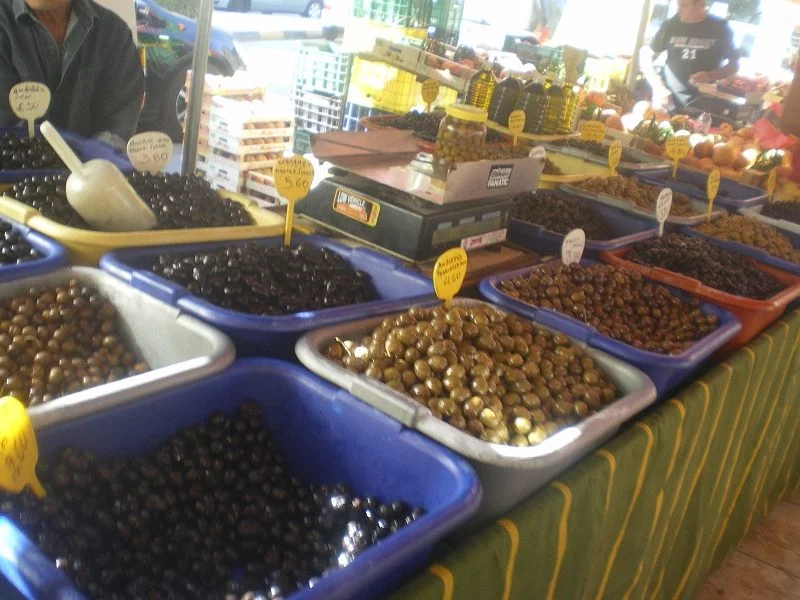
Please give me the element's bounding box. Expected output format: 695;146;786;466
294;128;313;154
601;248;800;352
296;41;353;97
0;217;68;283
99;234;435;359
292;88;346;132
428;0;464;45
478;260;741;398
508;192;660;258
352;0;432;27
0;360;481;600
342;17;427;54
639;167;768;211
343;102;391;131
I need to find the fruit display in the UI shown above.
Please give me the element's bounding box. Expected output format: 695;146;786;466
380;111;444;141
325;304;621;447
511;191;614;240
0;279;150;407
152;243;376;315
575;175;699;217
625;234;785;300
694;215;800;264
0;221;39;265
549;138;648;164
760;201;800;225
0;404;422;599
495;263;719;355
0;133;64;170
6;173;255;230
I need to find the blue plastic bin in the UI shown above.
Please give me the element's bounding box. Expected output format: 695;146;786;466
681;226;800;278
0;126;131;184
508;191;660;258
478;260;742;399
100;235;435;358
0;359;481;600
638;167;767;211
0;217;67;282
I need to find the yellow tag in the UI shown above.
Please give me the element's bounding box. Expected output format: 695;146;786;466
421;79;440;111
707;169;720;223
0;397;45;498
580;121;606;143
665;137;690;178
274;155;315;246
433;248;468;306
9;82;51;139
767;168;778;202
608;141;622;174
508;110;526;145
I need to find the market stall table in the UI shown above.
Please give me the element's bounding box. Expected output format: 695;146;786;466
389;309;800;600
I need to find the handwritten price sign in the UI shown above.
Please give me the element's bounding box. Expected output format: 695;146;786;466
433;247;468;305
665;137;690;178
608;141;622;174
561;229;585;265
274;155;315;246
707;169;720;223
580;121;606;143
421;79;440;111
0;396;45;498
10;82;51;139
127;132;173;174
656;188;673;237
508;109;526;145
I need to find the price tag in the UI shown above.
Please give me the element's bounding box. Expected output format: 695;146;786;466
126;132;173;175
767;168;778;202
580;121;606;143
656;188;672;237
561;228;585;265
421;79;440;112
707;169;720;223
665;136;690;178
507;109;526;146
433;247;468;307
9;82;51;139
274;155;315;246
529;146;546;160
0;397;45;498
608;141;622;175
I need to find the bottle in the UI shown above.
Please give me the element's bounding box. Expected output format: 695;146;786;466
516;80;550;134
558;84;578;134
488;77;522;126
466;65;497;112
698;112;712;134
543;82;566;135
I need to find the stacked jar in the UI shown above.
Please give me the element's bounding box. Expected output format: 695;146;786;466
433;104;488;169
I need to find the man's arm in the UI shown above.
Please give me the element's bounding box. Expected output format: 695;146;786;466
97;19;144;142
639;46;671;107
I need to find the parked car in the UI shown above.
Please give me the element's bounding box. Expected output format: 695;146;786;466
136;0;246;139
214;0;325;19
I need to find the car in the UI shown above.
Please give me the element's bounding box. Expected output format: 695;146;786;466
214;0;325;19
135;0;246;140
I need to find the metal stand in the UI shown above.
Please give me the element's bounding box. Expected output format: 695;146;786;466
181;0;214;176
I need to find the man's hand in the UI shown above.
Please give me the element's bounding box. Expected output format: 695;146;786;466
690;71;715;84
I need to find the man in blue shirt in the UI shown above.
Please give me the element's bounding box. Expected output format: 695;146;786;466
0;0;144;147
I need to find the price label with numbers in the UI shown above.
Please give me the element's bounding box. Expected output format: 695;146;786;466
433;247;468;304
9;82;51;139
0;396;45;498
508;110;526;136
665;136;690;177
608;141;622;173
127;132;173;174
275;155;315;245
706;169;720;223
561;228;585;265
421;79;440;108
529;146;546;160
767;168;778;201
580;121;606;142
656;188;672;236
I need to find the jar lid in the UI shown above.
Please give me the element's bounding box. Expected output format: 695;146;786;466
446;104;488;124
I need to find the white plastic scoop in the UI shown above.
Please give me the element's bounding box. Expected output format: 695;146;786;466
40;122;157;232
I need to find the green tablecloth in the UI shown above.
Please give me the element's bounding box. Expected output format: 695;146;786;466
391;309;800;600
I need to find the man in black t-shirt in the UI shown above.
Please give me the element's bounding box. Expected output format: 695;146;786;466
639;0;740;110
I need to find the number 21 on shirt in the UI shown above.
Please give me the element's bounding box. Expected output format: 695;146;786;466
681;48;697;60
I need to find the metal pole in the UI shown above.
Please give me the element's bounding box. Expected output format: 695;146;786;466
181;0;214;175
627;0;653;87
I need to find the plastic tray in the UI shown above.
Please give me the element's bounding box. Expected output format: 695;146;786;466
100;235;435;359
508;192;660;258
601;248;800;351
0;191;285;265
537;150;615;188
296;298;657;525
478;260;741;398
681;226;800;278
561;183;728;227
0;216;68;283
358;114;438;153
740;204;800;236
0;360;481;600
639;167;767;211
0;267;235;428
543;140;671;172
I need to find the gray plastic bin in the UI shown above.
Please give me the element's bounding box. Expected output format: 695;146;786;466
739;205;800;236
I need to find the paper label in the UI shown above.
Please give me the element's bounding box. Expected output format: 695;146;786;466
561;228;585;265
580;121;606;142
508;110;526;135
529;146;546;160
460;228;507;251
333;188;380;226
10;82;51;138
707;169;721;203
127;132;173;174
0;397;45;498
665;137;691;161
433;247;468;302
421;79;440;105
767;168;778;201
656;188;672;236
274;155;314;203
608;141;622;173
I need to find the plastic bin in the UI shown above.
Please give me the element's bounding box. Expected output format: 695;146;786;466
601;248;800;352
508;191;660;258
99;235;435;359
478;260;741;398
739;204;800;236
0;360;481;600
681;225;800;278
296;298;657;525
0;191;285;265
0;216;68;283
543;140;671;172
0;267;234;428
639;167;767;211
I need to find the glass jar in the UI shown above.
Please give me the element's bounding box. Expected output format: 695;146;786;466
433;104;488;169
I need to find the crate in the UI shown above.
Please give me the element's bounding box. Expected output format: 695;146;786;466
343;102;390;131
245;171;283;208
207;129;293;155
428;0;464;45
292;88;347;132
296;41;353;97
352;0;432;27
294;128;314;154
